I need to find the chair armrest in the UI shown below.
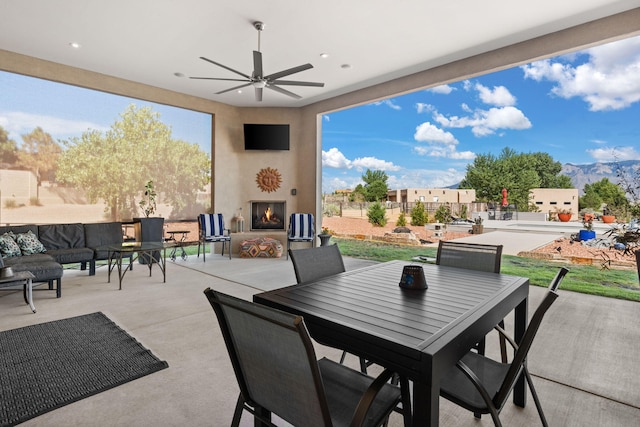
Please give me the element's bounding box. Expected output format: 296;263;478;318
350;368;396;427
494;324;519;352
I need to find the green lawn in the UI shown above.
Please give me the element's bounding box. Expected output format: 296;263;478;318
333;237;640;302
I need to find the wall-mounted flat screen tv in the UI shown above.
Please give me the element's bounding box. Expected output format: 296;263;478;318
244;124;290;150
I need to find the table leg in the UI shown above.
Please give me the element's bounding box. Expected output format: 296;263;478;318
117;252;124;290
22;278;36;313
412;379;439;426
513;296;528;407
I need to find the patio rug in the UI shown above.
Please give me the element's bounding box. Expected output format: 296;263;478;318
0;312;168;427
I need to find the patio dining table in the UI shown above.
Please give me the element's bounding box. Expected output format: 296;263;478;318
253;260;529;427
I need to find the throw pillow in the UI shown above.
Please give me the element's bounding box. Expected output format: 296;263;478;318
0;232;22;258
16;230;47;255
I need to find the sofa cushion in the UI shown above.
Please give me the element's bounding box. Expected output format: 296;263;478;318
3;253;56;265
84;222;124;260
0;232;21;258
46;248;94;265
0;225;38;236
8;260;63;283
38;223;86;250
15;230;47;255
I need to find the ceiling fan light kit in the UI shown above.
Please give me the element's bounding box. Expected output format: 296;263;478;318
190;21;324;102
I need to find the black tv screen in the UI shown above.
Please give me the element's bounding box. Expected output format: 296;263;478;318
244;124;290;150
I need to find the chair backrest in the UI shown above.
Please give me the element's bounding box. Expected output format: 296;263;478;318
493;267;569;407
289;244;346;284
288;213;315;240
204;289;333;427
199;213;226;238
436;241;503;273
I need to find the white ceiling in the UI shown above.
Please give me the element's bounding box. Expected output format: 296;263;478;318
1;0;638;107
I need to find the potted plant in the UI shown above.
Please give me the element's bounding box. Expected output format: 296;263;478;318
134;180;165;264
579;217;596;241
471;217;484;234
318;227;333;247
601;204;617;224
555;208;572;222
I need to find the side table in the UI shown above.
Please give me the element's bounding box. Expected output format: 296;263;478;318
0;271;37;313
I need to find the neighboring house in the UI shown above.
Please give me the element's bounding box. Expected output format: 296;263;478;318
529;188;580;220
387;188;476;204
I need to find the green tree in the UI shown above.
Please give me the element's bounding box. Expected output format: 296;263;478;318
396;211;407;227
459;147;573;210
0;126;19;164
56;104;210;221
361;169;389;202
581;178;629;213
367;201;387;226
16;127;62;198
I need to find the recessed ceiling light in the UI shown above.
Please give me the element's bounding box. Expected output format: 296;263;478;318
174;72;185;78
237;90;243;94
69;42;81;49
341;64;351;69
320;53;329;58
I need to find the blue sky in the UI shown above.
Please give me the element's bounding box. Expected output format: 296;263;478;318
0;71;212;155
321;35;640;194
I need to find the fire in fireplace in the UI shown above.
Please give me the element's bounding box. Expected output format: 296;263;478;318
250;201;286;231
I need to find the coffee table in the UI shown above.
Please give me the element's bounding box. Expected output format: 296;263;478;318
102;242;173;290
0;271;36;313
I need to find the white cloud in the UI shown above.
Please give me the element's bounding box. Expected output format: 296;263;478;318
351;156;401;172
521;35;640;111
323;115;330;122
387;168;466;189
475;83;516;106
433;106;531;137
587;146;640;162
371;99;401;110
0;111;108;141
428;84;455;94
413;122;475;160
415;103;434;114
414;122;458;145
322;147;351;169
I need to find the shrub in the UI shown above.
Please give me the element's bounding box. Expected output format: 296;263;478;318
323;203;340;217
410;201;426;226
4;199;18;209
434;204;452;223
396;211;407;227
29;197;42;206
367;202;387;226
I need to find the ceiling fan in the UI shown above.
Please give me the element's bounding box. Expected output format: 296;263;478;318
190;21;325;101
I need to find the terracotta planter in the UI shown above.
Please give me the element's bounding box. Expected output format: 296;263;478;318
583;213;595;222
558;213;572;222
601;215;615;224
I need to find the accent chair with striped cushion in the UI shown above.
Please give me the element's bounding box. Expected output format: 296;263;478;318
286;213;315;259
197;213;231;261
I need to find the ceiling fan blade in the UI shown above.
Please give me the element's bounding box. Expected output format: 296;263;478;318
267;85;302;99
272;80;325;87
200;56;251;79
264;63;313;81
255;87;263;102
190;77;250;82
253;51;263;78
216;82;252;95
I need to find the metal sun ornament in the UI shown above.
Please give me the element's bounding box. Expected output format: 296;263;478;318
256;167;282;193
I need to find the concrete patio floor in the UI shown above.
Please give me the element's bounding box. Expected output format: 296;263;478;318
1;252;639;426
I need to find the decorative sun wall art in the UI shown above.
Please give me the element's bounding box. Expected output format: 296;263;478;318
256;167;282;193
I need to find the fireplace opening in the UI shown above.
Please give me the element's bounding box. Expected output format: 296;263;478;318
250;201;286;231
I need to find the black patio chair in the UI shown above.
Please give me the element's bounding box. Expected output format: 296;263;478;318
436;241;507;362
288;245;372;369
439;267;569;427
204;288;404;427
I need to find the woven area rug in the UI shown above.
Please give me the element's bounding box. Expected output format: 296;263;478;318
0;312;168;426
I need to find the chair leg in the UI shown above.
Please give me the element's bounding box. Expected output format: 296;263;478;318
197;241;201;258
339;350;347;364
286;240;290;259
359;357;368;374
524;367;549;427
231;394;244;427
498;319;508;363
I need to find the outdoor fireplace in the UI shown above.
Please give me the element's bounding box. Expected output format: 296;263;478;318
250;201;286;231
